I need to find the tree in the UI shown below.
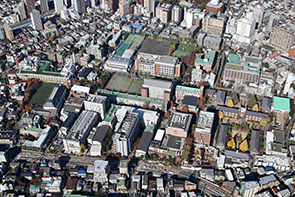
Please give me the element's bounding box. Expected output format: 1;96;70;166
80;144;86;153
180;105;189;113
164;111;171;119
232;94;239;105
227;138;236;149
218;111;224;119
252;104;259;112
248;96;257;108
240;140;249;152
66;81;71;89
227;99;234;107
260;118;267;127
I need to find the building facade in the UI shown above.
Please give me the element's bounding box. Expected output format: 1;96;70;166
194;111;214;146
166;111;193;138
141;78;174;101
175;85;204;101
269;25;295;52
30;10;43;31
84;94;108;120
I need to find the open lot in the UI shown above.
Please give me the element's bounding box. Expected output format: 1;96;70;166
29;83;56;106
104;75;143;95
173;43;196;57
139;38;172;55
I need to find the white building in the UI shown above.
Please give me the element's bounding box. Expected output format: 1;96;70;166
172;5;181;23
30;9;43;31
89;125;110;156
23;127;53;149
104;56;133;73
156;3;172;24
86;44;104;59
63;110;99;154
93;160;109;183
61;7;70;20
233;13;256;44
84;94;108;119
225;17;237;34
240;181;260;197
113;112;140;157
60;61;76;79
54;0;64;13
141;78;174;101
252;5;264;28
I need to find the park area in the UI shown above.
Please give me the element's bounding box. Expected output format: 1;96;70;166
29;83;56;106
104;74;143;95
173;43;196;57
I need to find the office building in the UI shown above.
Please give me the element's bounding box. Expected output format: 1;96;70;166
72;0;86;14
141;78;174;101
4;25;14;41
233;14;256;44
166;111;193;138
240;181;260;197
258;174;279;189
43;86;67;111
30;10;43;31
90;0;97;7
84;94;108;119
54;0;64;13
119;1;130;15
156;3;172;24
23;127;53;149
99;0;119;12
172;5;181;23
40;0;49;14
268;14;279;32
252;5;264;28
135;53;181;78
205;0;224;15
63;110;99;154
24;0;35;17
203;15;224;36
17;2;27;21
113;112;140;157
175;85;204;101
89;125;110;156
223;64;260;83
194;111;214;146
204;35;222;50
269;25;295;52
86;44;104;60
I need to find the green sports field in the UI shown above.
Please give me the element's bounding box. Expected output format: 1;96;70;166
125;34;145;50
115;42;131;56
173;43;196;57
29;83;56;106
105;75;143;95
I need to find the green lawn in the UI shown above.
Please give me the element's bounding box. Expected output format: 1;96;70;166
173;43;196;57
29;83;56;106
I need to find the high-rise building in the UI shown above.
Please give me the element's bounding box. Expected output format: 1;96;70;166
24;0;35;17
194;111;214;146
172;5;181;23
205;0;224;15
4;25;14;41
113;112;140;157
99;0;118;12
17;2;27;21
119;1;130;15
155;3;172;24
90;0;97;7
232;13;256;44
72;0;86;14
30;9;43;30
54;0;64;13
269;24;295;52
40;0;49;14
268;14;279;32
203;15;225;36
252;5;264;28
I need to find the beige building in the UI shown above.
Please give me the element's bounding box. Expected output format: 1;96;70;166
4;25;14;41
203;16;224;36
269;25;295;52
119;1;130;15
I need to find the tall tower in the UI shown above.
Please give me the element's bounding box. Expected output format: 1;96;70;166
30;9;43;30
17;2;28;21
172;5;181;23
24;0;35;17
72;0;86;14
54;0;64;13
40;0;49;14
90;0;96;7
4;25;14;41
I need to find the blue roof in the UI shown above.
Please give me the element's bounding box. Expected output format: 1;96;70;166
29;185;40;191
78;169;87;174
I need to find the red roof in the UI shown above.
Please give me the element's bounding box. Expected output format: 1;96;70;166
270;52;279;58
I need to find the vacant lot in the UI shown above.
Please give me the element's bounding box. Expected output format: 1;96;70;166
139;38;172;55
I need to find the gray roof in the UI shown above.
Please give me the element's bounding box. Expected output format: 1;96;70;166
273;130;284;144
182;95;199;106
108;56;132;67
246;111;269;119
250;130;260;153
262;97;272;111
259;174;277;186
216;105;239;114
217;124;229;147
216;90;226;104
160;134;185;150
44;86;67;109
92;125;110;143
62;113;77;128
143;78;173;89
136;131;154;152
224;149;250;161
245;56;260;64
78;68;92;78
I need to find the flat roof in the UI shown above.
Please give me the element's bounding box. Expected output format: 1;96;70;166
273;96;290;112
195;50;216;66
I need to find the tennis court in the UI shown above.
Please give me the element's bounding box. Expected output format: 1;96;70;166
115;42;131;56
125;34;145;50
173;43;196;57
105;75;143;95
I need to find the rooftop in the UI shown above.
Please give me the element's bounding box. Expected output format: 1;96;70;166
273;96;290;112
167;111;193;132
195;50;216;66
